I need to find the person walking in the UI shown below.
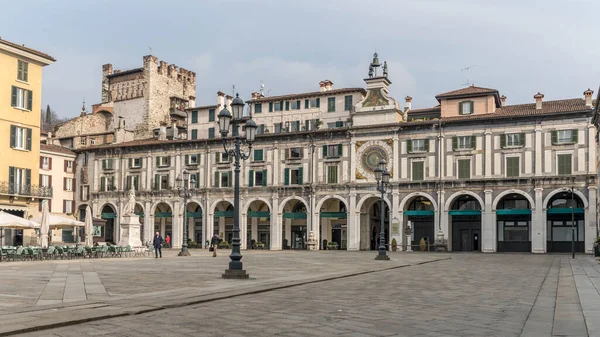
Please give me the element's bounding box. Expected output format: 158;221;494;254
153;231;164;258
211;234;220;257
165;235;171;248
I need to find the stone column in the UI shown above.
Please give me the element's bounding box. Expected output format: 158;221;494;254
482;190;495;252
586;186;597;254
144;200;152;244
484;130;492;178
172;201;181;248
397;211;404;249
532;187;545;253
270;196;281;250
535;126;542;175
392;135;399;182
93;159;99;191
146;155;152;191
349;141;356;183
206;212;214;244
241;213;248;250
439;191;449;248
390;191;400;250
347;193;358;250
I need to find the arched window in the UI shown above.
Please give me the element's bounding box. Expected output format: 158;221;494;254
451;195;481;211
407;197;434;211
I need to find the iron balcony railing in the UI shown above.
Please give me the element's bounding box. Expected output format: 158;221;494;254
0;181;53;198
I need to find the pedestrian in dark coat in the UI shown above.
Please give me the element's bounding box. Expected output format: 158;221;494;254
153;231;164;258
211;234;220;257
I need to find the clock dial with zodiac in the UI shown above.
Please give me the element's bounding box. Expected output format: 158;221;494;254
356;140;393;179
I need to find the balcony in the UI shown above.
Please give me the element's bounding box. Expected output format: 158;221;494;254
0;182;53;199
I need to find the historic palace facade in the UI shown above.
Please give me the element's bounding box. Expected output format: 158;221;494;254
61;54;598;253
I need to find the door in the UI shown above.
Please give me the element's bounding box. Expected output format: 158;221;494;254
472;229;480;251
460;229;471;251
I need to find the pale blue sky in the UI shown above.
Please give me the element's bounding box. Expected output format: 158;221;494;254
2;0;598;118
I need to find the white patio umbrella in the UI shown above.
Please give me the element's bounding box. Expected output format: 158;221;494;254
31;213;84;244
0;211;40;246
40;201;50;248
84;205;93;247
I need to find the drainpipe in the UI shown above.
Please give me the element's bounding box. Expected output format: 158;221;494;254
436;119;445;244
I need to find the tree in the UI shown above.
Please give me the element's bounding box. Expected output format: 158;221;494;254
40;105;66;132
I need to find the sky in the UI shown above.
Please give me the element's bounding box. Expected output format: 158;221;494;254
2;0;599;119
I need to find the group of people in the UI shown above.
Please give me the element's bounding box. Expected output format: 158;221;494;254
151;232;223;258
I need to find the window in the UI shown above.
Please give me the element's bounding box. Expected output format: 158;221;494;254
552;130;578;145
191;110;198;123
64;178;73;191
11;86;32;110
344;95;353;111
254;103;262;114
459;101;474;115
408;139;429;153
156;156;171;167
214;171;232;188
90;138;96;145
41;157;51;170
453;136;475;150
327;121;345;129
502;133;525;148
208;108;215;122
253;149;264;162
457;159;471;179
308;98;320;108
100;176;114;192
8;166;30;194
289;121;300;132
412;161;424;181
323;144;343;158
208;128;215;139
273;101;282;111
66;160;73;172
191;129;198;140
248;169;267;187
126;175;140;190
506;157;520;177
557;154;572;175
185;154;200;166
288;147;302;159
154;174;169;190
327;165;338;184
327;97;336;112
10;125;31;150
498;221;529;242
80;137;87;146
129;158;142;168
216;152;230;164
257;124;265;135
284;167;303;185
17;60;28;82
102;159;113;170
40;175;50;187
81;186;89;201
64;200;73;214
289;100;300;110
274;123;282;134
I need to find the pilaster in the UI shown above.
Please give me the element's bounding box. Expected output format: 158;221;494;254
271;195;281;250
172;200;181;248
349;141;356;183
392;135;399;182
586;186;597;254
482;189;494;252
241;212;248;250
484;130;492;177
532;187;545;253
347;193;358;250
535;126;542;175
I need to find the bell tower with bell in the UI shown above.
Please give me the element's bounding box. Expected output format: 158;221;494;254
352;53;403;126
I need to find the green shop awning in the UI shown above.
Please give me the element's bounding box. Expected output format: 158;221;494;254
215;211;234;217
320;212;347;219
283;212;307;219
404;210;434;216
135;212;144;218
449;210;481;216
154;212;173;218
248;211;270;218
101;213;116;219
547;208;584;215
186;211;202;218
496;209;531;215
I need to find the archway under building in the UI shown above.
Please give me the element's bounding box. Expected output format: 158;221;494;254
246;199;271;249
186;202;203;247
449;194;482;252
281;198;308;250
213;201;234;244
100;204;117;243
495;193;532;252
404;196;435;251
358;196;390;251
546;191;585;253
318;197;348;250
153;203;173;242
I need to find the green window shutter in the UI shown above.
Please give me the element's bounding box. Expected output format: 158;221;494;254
27;90;32;110
262;169;267;186
128;158;132;168
279;101;284;111
126;176;131;190
284;168;290;186
191;129;198;140
316;98;320;108
337;144;342;156
102;160;106;170
214;171;219;187
295;121;300;131
9;166;15;185
551;130;557;145
519;133;525;146
296;100;300;110
269;102;273;112
425;139;430;152
322;145;327;157
134;176;139;190
191;111;198;123
185;154;189;165
25;169;31;186
470;136;476;149
500;134;506;148
23;62;28;82
26;128;32;150
285;101;289;110
412;162;424;181
100;177;105;191
344;95;352;111
249;169;254;187
155;157;160;167
571;129;578;143
229;171;232;187
407;140;412;153
154;174;159;189
305;120;310;131
452;137;458;150
10;125;16;148
298;167;303;184
11;86;17;107
305;100;309;109
459;102;463;115
470;101;474;113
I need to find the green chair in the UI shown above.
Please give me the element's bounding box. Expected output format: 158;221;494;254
0;248;6;262
124;245;133;257
46;246;56;260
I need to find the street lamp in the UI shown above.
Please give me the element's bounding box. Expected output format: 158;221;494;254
567;184;575;259
218;93;256;279
176;168;195;256
374;159;390;260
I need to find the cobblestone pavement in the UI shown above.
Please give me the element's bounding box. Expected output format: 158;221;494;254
17;253;600;337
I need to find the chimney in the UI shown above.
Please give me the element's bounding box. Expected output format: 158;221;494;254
319;80;333;92
534;92;544;110
217;91;225;109
158;123;167;141
251;92;259;99
404;96;412;112
584;88;594;108
226;95;233;108
500;95;507;107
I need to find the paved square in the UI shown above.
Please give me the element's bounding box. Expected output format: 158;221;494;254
1;251;599;337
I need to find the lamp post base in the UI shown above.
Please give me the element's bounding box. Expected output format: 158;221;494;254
178;250;191;257
375;254;390;261
222;269;250;279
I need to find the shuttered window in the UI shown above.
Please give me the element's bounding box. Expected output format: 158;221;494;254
253;149;264;162
457;159;471;179
11;86;32;110
412;161;424;181
208;109;215;122
557;154;572;175
551;130;578;145
208;128;215;139
191;110;198;123
254;103;262;113
327;97;336;112
17;60;28;82
506;157;520;177
327;166;338;184
344;95;353;111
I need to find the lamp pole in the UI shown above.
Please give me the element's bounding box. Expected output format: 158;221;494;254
218;93;257;279
571;184;575;259
374;159;390;260
176;169;195;256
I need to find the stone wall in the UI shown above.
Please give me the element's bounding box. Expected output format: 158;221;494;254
53;111;113;138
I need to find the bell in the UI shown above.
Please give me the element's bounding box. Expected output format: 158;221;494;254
371;53;380;68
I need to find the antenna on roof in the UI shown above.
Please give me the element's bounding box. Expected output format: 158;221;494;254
232;85;235;97
461;65;475;87
260;81;265;96
148;46;152;54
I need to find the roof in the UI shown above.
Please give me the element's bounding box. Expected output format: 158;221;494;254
186;105;219;111
106;68;143;78
247;88;366;103
40;144;76;156
436;85;499;99
0;38;56;62
408;106;441;114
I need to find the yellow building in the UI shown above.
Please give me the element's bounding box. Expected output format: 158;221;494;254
0;38;55;245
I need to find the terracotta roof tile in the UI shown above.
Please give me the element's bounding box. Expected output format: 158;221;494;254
435;85;499;99
0;38;55;62
247;88;366;103
40;144;75;156
186;105;219;111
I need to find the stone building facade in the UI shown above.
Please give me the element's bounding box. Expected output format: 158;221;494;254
74;54;598;254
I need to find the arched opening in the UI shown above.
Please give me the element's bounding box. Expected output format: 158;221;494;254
449;195;482;252
214;201;233;244
359;197;390;251
134;203;144;244
154;203;173;242
496;194;531;252
246;200;271;249
319;198;348;250
547;192;585;253
186;202;203;246
281;199;308;250
405;196;435;250
100;204;116;243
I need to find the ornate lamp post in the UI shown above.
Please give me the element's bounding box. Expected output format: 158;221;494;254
176;168;195;256
218;93;257;279
567;184;575;259
374;159;390;260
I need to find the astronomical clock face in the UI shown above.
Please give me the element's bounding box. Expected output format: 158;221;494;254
356;140;393;179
